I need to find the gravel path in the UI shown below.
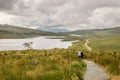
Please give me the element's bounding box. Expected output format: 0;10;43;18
84;60;108;80
85;39;92;51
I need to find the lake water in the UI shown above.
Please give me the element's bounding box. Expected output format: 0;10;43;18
0;36;73;51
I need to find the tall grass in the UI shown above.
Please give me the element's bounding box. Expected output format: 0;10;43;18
70;39;120;76
84;50;120;75
86;37;120;75
0;49;86;80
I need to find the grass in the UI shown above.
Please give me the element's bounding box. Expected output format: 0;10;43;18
87;36;120;76
70;27;120;38
84;50;120;75
69;37;120;80
89;37;120;50
68;41;87;51
0;49;86;80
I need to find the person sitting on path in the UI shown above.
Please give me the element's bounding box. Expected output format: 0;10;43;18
81;51;84;59
78;50;84;59
78;50;81;58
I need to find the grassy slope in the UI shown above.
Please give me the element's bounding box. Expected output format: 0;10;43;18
89;37;120;50
67;27;120;79
67;27;120;50
0;25;60;39
0;49;86;80
70;27;120;37
87;28;120;50
69;40;120;79
84;50;120;75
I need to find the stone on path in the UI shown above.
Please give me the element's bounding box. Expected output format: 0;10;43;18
84;60;108;80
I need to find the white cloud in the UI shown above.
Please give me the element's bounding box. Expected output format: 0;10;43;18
0;0;120;30
88;7;120;29
0;12;15;25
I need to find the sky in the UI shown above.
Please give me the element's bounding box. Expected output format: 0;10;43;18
0;0;120;30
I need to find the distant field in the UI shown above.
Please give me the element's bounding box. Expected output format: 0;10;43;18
65;27;120;51
89;37;120;50
70;27;120;37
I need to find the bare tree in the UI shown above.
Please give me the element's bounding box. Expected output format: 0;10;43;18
23;41;33;49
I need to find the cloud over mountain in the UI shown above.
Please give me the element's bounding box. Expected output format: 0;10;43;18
0;0;120;30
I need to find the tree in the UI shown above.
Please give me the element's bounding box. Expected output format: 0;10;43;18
23;41;33;49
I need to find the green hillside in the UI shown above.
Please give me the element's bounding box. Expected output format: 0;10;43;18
61;27;120;51
70;27;120;38
0;25;59;39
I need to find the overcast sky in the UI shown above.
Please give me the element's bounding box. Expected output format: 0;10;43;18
0;0;120;30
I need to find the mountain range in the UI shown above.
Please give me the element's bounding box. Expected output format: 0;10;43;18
69;27;120;38
0;24;120;39
38;27;70;33
0;25;59;39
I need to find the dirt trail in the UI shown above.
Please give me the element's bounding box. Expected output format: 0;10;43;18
84;40;108;80
85;39;92;51
84;60;108;80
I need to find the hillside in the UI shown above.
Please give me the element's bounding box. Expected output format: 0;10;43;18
64;27;120;50
70;27;120;38
0;25;59;39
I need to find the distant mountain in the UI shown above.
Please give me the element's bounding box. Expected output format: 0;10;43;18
69;27;120;37
38;27;70;33
0;25;58;39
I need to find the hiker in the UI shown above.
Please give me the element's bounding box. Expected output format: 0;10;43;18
78;50;84;59
81;51;84;59
78;50;81;58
